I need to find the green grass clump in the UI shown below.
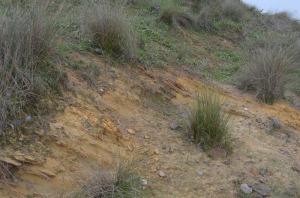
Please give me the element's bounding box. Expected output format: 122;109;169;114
189;90;231;151
85;4;137;59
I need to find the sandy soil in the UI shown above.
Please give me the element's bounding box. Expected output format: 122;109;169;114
0;52;299;197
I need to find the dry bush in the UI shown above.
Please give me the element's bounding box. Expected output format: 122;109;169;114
196;3;221;31
70;160;142;198
85;4;137;59
0;1;63;134
189;90;231;151
221;0;247;22
238;37;300;104
160;5;195;28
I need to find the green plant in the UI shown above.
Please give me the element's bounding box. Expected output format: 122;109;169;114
189;90;231;151
71;160;143;198
0;1;64;134
85;4;137;59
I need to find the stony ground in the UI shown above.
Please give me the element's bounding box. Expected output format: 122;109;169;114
0;52;300;198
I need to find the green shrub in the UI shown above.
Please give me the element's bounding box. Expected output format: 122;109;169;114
71;160;142;198
85;4;137;59
0;1;63;134
189;90;231;151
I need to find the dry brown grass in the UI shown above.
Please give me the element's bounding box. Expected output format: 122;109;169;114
85;4;137;59
0;1;63;134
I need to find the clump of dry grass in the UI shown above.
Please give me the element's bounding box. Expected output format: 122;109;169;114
221;0;248;22
70;160;143;198
238;37;300;104
160;4;195;29
189;90;231;152
0;1;63;134
85;4;137;59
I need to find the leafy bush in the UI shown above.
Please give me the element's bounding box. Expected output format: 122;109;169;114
85;4;137;59
0;1;63;134
196;3;221;31
71;160;142;198
238;37;300;104
189;90;231;151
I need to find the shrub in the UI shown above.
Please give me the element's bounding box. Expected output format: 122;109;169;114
71;160;142;198
238;37;300;104
160;5;194;28
0;1;63;134
85;4;137;59
189;90;231;151
221;0;247;22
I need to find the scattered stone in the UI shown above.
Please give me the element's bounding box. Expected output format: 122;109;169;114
158;170;166;178
154;149;160;155
196;170;203;176
154;157;159;162
208;147;227;159
94;48;103;55
39;169;56;177
260;176;267;183
141;179;148;186
269;117;282;129
170;121;179;130
25;116;32;122
292;163;300;173
223;160;231;165
243;107;249;111
259;168;268;176
127;129;136;135
240;183;252;194
252;183;271;197
144;135;150;139
162;145;167;150
109;70;117;79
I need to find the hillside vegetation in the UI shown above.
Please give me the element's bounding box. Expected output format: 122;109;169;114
0;0;300;197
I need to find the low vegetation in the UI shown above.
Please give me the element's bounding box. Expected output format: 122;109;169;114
70;160;143;198
0;1;64;134
160;4;194;28
238;37;300;104
189;90;231;152
85;3;137;59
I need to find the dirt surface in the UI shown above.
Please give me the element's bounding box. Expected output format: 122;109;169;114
0;53;300;197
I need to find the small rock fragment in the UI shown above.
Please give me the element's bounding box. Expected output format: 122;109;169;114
252;183;271;197
25;116;32;122
170;121;179;130
127;129;136;135
240;183;252;194
260;176;267;183
154;149;160;155
141;179;148;186
158;171;166;178
144;135;150;139
259;168;268;176
292;163;300;173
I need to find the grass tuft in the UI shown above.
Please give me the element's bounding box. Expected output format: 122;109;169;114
70;159;143;198
0;1;63;134
189;89;231;152
238;37;300;104
85;4;137;59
